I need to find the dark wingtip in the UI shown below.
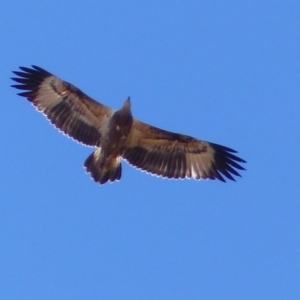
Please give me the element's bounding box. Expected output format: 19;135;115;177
12;65;52;77
210;142;246;182
11;65;52;97
31;65;51;74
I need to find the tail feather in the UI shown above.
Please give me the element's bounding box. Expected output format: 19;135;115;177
84;149;122;184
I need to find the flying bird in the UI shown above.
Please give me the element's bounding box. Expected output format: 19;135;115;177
11;65;246;184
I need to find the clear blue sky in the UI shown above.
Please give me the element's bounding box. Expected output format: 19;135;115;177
1;1;299;299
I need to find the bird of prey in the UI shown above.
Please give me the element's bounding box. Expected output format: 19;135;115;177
11;65;246;185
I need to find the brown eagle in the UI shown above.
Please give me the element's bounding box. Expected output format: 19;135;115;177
11;65;246;184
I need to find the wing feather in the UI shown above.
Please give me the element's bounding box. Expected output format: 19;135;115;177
122;120;246;182
11;65;114;146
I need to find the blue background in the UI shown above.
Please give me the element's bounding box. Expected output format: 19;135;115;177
1;1;299;299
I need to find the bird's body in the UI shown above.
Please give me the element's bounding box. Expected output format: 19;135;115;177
84;99;133;183
11;65;246;184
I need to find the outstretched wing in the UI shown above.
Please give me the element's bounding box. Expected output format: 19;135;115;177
122;120;246;182
11;65;114;146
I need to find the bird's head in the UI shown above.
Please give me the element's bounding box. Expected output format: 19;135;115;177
112;97;133;127
122;97;131;112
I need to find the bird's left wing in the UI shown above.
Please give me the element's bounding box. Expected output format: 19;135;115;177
122;120;246;182
11;65;114;146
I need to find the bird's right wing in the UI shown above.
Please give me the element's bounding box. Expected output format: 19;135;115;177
122;119;246;182
11;65;114;147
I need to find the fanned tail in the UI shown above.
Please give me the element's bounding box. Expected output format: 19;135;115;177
84;149;122;184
